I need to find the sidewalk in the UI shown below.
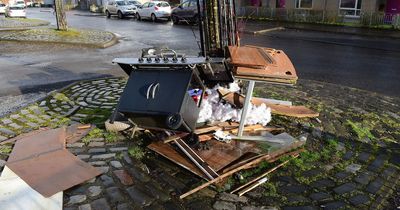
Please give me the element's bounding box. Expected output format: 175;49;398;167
241;20;400;39
0;77;399;209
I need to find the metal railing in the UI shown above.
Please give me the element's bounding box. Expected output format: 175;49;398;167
237;7;400;29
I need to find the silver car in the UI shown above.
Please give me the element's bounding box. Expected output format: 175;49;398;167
106;0;137;19
136;1;171;22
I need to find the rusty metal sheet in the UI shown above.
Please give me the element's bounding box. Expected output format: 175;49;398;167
6;149;101;197
7;128;65;163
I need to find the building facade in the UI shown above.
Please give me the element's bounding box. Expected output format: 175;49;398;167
237;0;400;16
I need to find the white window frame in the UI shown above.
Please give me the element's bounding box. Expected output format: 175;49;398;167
295;0;313;9
339;0;362;17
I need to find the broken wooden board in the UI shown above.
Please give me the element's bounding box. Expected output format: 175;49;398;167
148;139;263;179
147;141;208;180
218;88;319;118
6;128;101;197
7;149;101;197
7;128;65;163
179;139;306;199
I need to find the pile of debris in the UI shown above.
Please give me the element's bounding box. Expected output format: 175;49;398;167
110;46;319;198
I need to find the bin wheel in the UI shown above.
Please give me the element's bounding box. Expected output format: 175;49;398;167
166;113;182;130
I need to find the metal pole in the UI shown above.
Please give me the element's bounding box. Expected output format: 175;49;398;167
237;80;255;137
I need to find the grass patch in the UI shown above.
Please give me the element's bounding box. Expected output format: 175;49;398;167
52;92;72;103
82;128;104;144
104;131;119;143
263;182;279;197
50;117;71;128
346;120;375;140
128;146;145;160
0;144;12;155
53;28;81;37
79;108;112;127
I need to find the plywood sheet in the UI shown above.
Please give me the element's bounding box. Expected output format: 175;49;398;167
7;128;65;163
6;149;101;197
6;128;101;197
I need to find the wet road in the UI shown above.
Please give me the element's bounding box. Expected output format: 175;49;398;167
1;8;399;97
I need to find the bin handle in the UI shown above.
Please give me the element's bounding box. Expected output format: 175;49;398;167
146;83;154;99
151;83;160;99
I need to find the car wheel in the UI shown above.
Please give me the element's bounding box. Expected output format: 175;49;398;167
172;15;179;24
106;10;111;18
136;12;141;20
117;11;123;19
151;13;156;22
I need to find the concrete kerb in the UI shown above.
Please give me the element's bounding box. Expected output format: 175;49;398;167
0;31;119;48
243;26;285;35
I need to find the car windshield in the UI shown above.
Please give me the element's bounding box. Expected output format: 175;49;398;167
156;2;169;7
129;1;139;4
116;1;127;5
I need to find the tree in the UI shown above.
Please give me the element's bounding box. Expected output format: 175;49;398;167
54;0;68;31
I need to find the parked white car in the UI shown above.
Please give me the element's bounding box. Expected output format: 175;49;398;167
0;3;6;14
14;0;26;8
5;6;26;18
136;1;171;22
105;0;137;19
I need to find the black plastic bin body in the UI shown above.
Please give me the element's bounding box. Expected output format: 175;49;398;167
118;69;200;132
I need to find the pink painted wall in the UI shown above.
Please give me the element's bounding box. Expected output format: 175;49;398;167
386;0;400;14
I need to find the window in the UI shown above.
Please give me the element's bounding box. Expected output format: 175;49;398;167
181;1;190;8
142;2;149;7
339;0;362;16
295;0;312;9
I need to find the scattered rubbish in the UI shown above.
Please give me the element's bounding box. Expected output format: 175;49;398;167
197;86;272;125
213;130;232;143
230;157;296;196
179;141;305;199
218;88;319;118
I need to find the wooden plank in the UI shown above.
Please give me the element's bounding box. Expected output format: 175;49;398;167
194;126;221;135
218;88;319;118
179;140;306;199
163;133;190;143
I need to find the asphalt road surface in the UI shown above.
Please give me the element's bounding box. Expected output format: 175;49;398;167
1;8;399;98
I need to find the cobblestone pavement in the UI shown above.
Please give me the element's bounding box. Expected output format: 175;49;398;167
0;28;117;48
0;77;399;210
0;17;49;28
